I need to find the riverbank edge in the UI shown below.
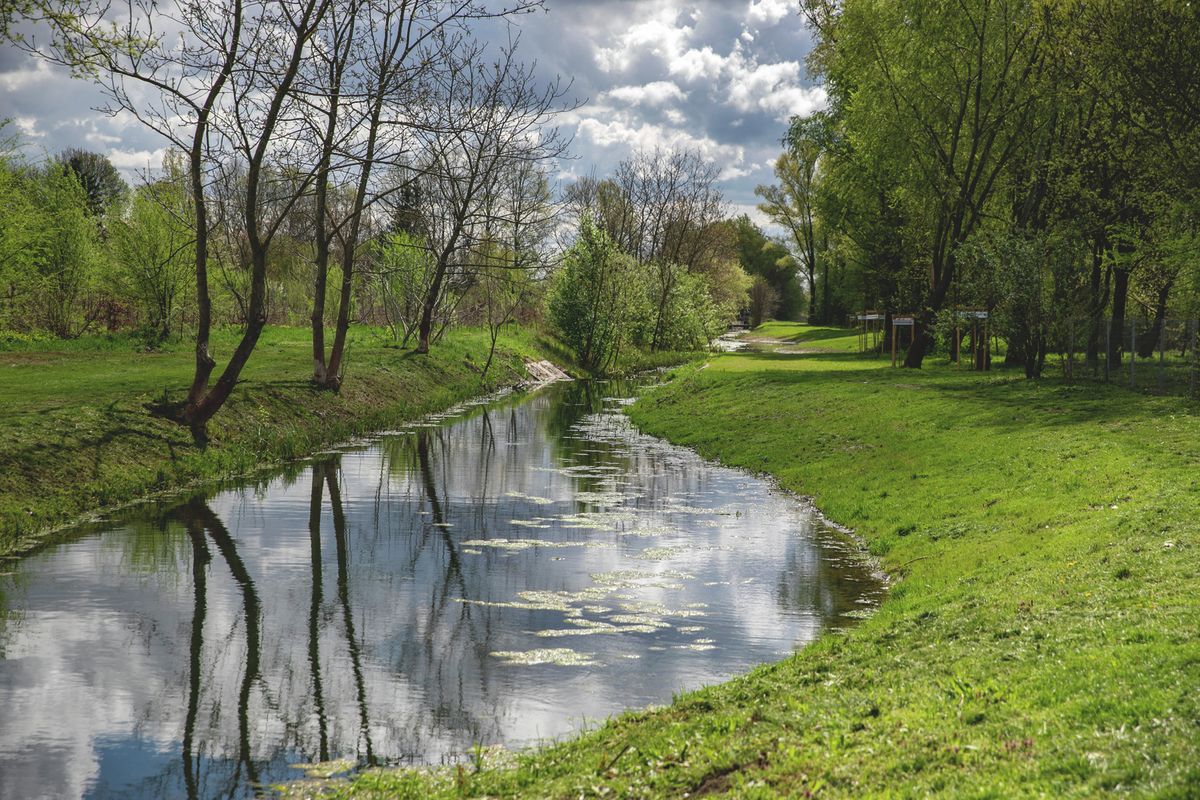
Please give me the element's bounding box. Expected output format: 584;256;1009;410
0;345;530;563
308;326;1198;798
1;335;609;560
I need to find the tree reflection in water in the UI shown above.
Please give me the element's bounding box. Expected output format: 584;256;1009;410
307;466;330;764
0;380;884;800
169;497;262;796
181;518;209;800
322;459;376;766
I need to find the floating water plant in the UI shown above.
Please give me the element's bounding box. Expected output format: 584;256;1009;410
503;491;555;505
461;538;613;551
490;648;598;666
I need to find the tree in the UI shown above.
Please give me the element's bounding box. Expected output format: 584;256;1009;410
408;40;570;354
304;0;547;387
59;148;127;220
731;215;801;320
110;153;194;341
18;0;255;436
371;230;433;345
26;162;104;337
569;149;727;351
0;131;41;332
748;274;779;328
549;219;646;372
756;148;819;321
806;0;1048;367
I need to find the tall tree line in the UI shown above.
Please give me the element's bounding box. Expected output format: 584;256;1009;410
761;0;1199;372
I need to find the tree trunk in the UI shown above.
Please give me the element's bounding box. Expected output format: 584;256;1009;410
820;252;830;325
1085;242;1109;368
1108;264;1131;368
323;244;356;388
311;148;334;384
1136;279;1173;359
417;258;450;354
180;248;270;443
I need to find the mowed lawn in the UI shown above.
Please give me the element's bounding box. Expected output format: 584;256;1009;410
320;323;1200;798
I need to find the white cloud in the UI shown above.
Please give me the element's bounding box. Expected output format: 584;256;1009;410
588;5;824;122
747;0;793;26
724;54;827;121
12;116;44;139
667;45;726;82
572;112;747;171
594;4;693;74
604;81;687;107
106;147;168;172
719;164;754;181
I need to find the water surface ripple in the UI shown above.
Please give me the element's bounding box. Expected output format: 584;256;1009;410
0;379;883;799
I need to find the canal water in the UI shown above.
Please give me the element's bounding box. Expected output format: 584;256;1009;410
0;379;883;799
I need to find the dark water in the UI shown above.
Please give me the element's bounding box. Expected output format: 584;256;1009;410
0;380;883;799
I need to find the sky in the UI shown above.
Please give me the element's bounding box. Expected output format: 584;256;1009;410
0;0;823;225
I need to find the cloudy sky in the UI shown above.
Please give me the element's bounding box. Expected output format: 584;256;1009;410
0;0;822;222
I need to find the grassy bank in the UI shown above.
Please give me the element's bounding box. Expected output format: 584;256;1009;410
0;324;692;557
315;322;1199;798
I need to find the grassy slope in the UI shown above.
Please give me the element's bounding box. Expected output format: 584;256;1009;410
322;323;1199;799
0;325;583;555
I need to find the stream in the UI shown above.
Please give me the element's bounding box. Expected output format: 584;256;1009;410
0;378;884;799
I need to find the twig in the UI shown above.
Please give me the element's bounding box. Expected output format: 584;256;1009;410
599;744;632;774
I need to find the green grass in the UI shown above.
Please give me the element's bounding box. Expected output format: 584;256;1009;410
1;323;651;556
307;322;1200;798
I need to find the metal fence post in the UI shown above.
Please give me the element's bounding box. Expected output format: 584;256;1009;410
1191;319;1198;399
1159;320;1166;395
1130;319;1136;390
1104;318;1111;383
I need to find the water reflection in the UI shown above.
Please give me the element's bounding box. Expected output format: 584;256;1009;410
0;380;883;799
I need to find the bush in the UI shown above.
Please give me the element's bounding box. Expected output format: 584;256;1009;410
549;219;648;371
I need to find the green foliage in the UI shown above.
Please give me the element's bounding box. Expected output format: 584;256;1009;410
109;165;194;341
23;160;105;337
732;215;802;320
372;230;441;345
799;0;1200;367
748;274;779;328
549;219;648;372
636;269;725;352
59;148;127;220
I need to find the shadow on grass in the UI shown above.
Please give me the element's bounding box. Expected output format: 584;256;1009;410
781;326;858;344
710;358;1164;431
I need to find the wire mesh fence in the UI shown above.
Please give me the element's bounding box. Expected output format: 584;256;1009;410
1040;318;1199;398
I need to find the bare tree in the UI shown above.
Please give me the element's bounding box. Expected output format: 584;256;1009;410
476;157;556;376
406;38;572;354
18;0;337;440
303;0;547;388
15;0;252;436
174;0;334;440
